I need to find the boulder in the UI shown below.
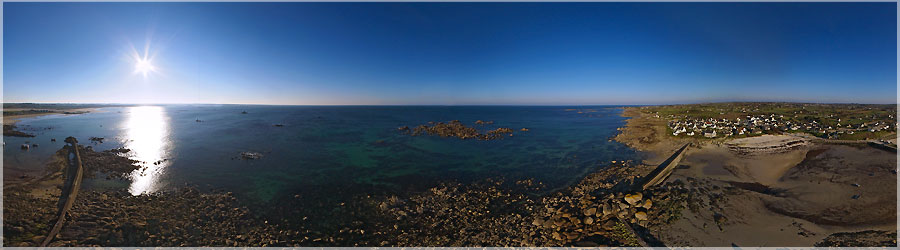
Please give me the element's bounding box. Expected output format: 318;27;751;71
532;218;544;227
714;213;728;224
641;199;652;209
618;202;630;210
635;211;648;221
584;217;594;225
583;207;596;216
624;193;643;205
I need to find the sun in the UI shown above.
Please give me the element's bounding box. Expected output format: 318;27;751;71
128;41;159;80
134;57;156;78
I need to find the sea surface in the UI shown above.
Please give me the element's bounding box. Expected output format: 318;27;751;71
4;105;640;207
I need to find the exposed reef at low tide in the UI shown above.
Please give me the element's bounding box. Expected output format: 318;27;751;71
400;120;520;141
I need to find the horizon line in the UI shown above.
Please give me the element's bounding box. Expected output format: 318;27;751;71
3;101;898;106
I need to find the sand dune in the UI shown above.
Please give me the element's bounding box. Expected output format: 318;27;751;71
615;107;897;247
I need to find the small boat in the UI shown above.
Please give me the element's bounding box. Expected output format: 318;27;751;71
20;144;30;150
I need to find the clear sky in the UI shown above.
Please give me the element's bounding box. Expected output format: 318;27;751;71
3;2;897;105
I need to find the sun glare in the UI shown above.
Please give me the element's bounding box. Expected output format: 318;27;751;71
134;57;156;78
129;41;158;79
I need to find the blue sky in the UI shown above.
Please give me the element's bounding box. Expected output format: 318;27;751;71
3;3;897;105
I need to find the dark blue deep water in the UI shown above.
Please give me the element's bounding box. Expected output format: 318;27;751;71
4;105;640;205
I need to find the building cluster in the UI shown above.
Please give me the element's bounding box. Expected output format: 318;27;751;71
666;114;895;139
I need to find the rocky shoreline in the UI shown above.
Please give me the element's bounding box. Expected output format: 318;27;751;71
364;160;702;246
4;107;896;247
5;139;699;247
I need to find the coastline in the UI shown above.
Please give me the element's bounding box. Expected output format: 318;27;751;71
613;106;897;246
3;108;100;125
2;105;894;247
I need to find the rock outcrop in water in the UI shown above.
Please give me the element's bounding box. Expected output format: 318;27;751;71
3;124;35;137
76;145;140;180
241;152;263;160
403;120;516;141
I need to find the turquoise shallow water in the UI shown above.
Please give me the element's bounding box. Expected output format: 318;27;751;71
3;105;640;204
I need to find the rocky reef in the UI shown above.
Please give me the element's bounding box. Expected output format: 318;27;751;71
76;145;140;180
3;124;35;137
401;120;518;141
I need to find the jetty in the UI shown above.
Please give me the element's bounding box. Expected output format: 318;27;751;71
639;143;691;190
615;142;690;247
41;137;85;247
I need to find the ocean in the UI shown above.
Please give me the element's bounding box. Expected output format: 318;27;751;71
3;105;640;209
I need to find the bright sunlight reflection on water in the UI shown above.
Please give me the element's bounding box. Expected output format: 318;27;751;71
122;106;171;195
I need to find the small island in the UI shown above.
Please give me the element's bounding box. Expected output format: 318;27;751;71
400;120;519;141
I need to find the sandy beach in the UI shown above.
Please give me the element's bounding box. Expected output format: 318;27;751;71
2;107;99;125
614;106;897;246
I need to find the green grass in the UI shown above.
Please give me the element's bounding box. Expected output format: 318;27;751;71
644;103;896;139
610;221;642;247
837;130;895;140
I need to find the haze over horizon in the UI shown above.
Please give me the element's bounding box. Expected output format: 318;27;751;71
3;2;897;105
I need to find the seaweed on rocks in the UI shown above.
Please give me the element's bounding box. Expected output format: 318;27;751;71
4;124;35;137
75;145;140;179
2;187;58;247
404;120;517;141
51;188;286;247
815;230;897;247
370;161;696;247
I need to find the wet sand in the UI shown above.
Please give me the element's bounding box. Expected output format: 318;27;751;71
614;107;897;247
